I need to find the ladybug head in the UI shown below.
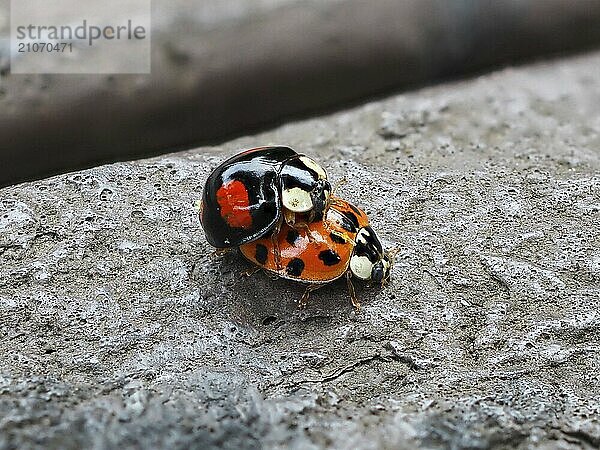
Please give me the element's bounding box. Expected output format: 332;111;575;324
370;253;392;284
280;156;331;220
349;226;393;285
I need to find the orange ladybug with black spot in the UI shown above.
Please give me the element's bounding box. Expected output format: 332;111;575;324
239;197;395;309
199;146;331;248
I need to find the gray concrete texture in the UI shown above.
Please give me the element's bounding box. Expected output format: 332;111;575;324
1;51;600;449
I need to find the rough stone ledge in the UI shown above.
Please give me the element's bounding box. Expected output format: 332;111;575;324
1;51;599;449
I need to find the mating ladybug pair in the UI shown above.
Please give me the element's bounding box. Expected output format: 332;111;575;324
198;146;393;309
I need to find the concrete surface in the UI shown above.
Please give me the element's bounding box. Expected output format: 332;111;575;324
1;51;600;449
4;0;600;186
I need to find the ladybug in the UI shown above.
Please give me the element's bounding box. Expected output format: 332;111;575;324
200;146;331;249
239;197;394;309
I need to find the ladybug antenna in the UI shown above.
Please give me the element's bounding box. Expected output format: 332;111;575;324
329;177;348;198
323;177;349;218
379;246;400;287
387;246;401;264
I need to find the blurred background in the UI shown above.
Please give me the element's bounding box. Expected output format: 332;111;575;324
2;0;600;187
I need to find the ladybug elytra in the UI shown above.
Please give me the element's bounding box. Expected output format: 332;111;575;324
200;146;331;248
239;197;393;309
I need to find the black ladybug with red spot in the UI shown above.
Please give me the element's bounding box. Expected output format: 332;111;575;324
199;146;331;248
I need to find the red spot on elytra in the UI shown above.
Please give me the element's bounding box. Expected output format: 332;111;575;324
216;180;253;229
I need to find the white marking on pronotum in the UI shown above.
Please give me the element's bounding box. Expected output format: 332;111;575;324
299;156;327;180
350;255;373;280
355;228;371;245
282;187;314;212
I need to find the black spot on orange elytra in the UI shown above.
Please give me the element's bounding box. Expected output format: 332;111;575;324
286;258;305;276
286;229;300;245
319;249;341;266
255;244;268;265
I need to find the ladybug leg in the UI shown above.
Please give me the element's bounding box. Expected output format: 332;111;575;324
284;209;309;237
298;222;316;243
283;208;297;227
283;209;315;242
271;234;282;270
211;248;233;257
241;265;261;277
299;284;325;308
284;209;317;242
345;272;361;310
270;218;283;271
